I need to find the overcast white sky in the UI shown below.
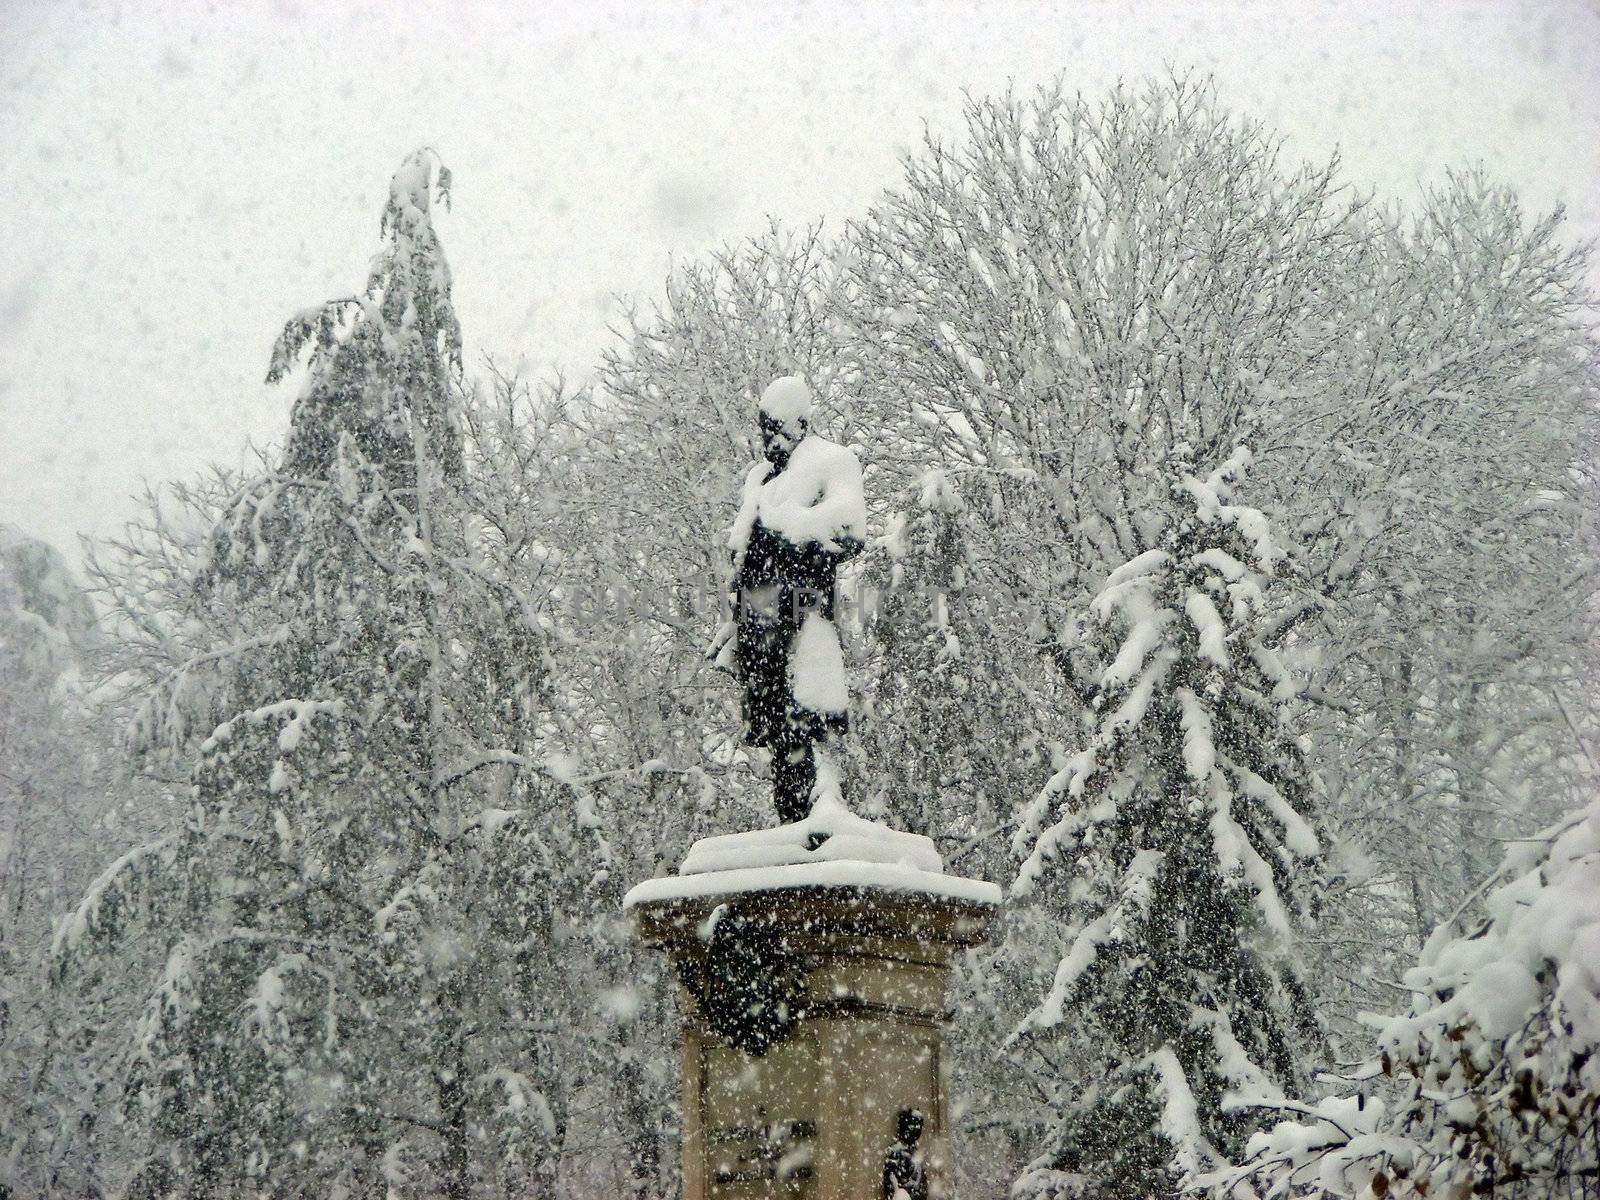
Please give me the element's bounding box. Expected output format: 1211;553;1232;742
2;0;1598;559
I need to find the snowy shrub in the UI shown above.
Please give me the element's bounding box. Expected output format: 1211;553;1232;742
1202;795;1600;1199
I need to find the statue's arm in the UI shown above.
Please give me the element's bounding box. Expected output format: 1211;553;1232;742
712;467;768;671
727;461;772;562
705;547;739;671
881;1148;908;1200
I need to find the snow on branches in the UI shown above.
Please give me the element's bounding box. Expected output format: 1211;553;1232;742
271;145;463;485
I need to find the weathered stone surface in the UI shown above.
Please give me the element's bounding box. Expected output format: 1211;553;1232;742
633;883;996;1200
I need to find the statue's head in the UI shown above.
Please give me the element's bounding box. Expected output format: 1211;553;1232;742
758;375;812;469
896;1108;925;1145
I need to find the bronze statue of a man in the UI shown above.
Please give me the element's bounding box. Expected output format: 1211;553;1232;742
711;376;866;824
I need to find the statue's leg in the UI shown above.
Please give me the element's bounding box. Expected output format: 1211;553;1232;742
771;740;815;825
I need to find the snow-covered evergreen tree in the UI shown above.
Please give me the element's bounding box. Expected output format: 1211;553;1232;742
1010;445;1325;1198
52;152;602;1199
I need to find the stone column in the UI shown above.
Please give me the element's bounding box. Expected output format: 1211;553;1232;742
629;867;997;1200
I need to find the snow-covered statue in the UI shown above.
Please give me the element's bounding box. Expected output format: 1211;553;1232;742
711;375;866;824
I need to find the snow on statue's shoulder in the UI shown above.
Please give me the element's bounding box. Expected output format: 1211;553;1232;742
755;435;867;549
622;787;1001;909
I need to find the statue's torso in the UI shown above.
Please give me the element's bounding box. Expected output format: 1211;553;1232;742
730;435;866;601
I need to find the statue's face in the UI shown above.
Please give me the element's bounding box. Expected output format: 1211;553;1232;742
759;411;806;463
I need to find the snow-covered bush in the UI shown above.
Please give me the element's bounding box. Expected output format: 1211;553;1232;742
1203;795;1600;1199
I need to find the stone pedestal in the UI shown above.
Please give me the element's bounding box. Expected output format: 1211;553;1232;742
625;807;999;1200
